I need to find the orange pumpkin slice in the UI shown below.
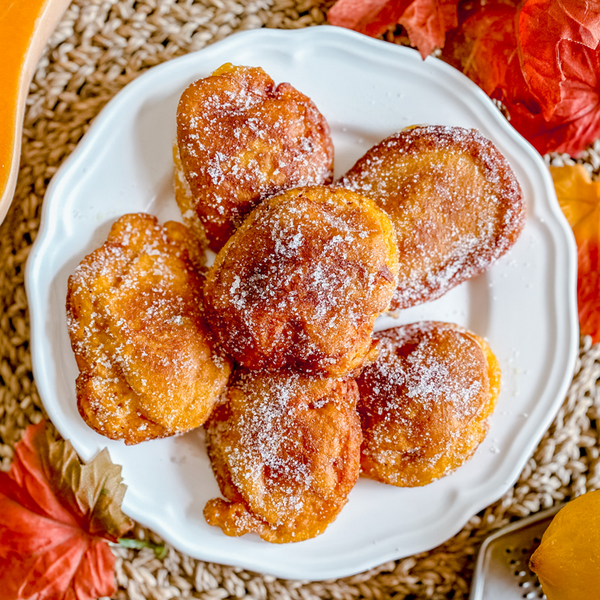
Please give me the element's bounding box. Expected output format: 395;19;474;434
0;0;71;224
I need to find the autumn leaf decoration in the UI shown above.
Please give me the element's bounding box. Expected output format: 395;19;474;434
327;0;459;59
551;165;600;342
0;421;134;600
328;0;600;156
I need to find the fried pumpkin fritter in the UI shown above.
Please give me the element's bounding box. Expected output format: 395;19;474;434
204;371;362;543
173;140;209;254
176;63;334;252
66;213;232;444
356;321;501;487
203;185;399;377
341;125;525;310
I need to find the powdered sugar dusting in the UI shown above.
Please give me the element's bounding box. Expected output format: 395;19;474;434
204;186;398;375
357;321;496;485
205;372;361;541
177;65;334;251
221;376;316;519
67;214;231;443
340;125;525;310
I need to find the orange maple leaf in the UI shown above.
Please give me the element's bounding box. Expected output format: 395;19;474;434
0;422;133;600
551;165;600;342
328;0;458;59
443;0;600;155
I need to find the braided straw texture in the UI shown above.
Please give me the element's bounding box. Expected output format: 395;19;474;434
2;1;600;598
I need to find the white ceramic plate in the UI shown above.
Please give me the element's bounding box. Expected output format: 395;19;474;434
26;26;578;580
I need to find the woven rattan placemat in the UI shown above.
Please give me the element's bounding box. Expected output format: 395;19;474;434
3;1;600;598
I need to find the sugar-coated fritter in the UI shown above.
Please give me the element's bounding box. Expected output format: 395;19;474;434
203;185;399;377
341;125;525;310
356;322;501;487
66;213;232;445
173;141;209;256
204;371;362;543
176;63;334;252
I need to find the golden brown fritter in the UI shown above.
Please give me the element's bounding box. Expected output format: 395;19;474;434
66;213;232;444
340;125;525;310
172;141;209;255
203;185;399;377
356;322;501;487
204;371;362;543
176;63;334;252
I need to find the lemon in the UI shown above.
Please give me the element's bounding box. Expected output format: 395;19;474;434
530;491;600;600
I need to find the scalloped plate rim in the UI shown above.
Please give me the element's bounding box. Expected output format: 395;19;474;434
26;26;579;580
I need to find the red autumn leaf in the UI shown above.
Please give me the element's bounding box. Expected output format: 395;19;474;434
0;421;133;600
551;165;600;342
560;0;600;35
327;0;411;38
518;0;600;120
443;0;600;155
501;0;600;154
442;4;519;95
398;0;459;58
502;37;600;155
328;0;459;58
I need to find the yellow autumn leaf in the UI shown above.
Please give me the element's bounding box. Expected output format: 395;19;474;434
550;165;600;342
551;165;600;240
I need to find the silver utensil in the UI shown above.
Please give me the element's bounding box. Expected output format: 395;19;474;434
470;505;563;600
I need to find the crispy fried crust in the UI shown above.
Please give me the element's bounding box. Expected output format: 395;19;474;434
356;321;501;487
204;371;362;543
66;213;232;444
172;140;209;259
176;63;334;252
341;125;525;310
203;185;399;377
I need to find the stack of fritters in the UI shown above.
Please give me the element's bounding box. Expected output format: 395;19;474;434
200;182;399;541
175;65;403;543
66;63;526;544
